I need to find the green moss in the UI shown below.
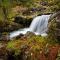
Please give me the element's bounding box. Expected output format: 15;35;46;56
6;36;48;55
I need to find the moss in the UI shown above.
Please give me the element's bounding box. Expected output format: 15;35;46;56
6;35;59;60
48;18;57;40
6;36;47;54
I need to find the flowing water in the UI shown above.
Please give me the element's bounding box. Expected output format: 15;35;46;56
10;15;51;39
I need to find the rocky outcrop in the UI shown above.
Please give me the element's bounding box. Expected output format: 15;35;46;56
48;11;60;41
14;16;32;27
0;21;22;33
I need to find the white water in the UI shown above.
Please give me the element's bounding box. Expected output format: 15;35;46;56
10;15;51;39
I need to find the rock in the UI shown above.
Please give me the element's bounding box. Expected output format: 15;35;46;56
0;33;10;41
14;16;32;27
48;14;60;41
25;31;35;38
0;21;22;33
16;34;24;39
20;31;35;40
55;16;60;39
8;22;23;32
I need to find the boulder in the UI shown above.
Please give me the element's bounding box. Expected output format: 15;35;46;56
24;31;35;38
48;14;60;41
14;16;32;27
15;34;24;39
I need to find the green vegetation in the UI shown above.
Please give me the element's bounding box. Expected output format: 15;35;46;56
5;35;59;60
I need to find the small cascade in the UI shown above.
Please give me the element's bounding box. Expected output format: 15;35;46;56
10;15;51;39
29;15;51;35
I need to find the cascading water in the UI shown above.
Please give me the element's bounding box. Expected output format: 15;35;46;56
29;15;51;35
10;15;51;39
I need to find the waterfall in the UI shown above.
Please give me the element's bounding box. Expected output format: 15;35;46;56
10;15;51;39
29;15;51;35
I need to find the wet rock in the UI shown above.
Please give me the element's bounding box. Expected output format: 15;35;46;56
25;31;35;38
16;34;24;39
14;16;32;27
0;21;22;33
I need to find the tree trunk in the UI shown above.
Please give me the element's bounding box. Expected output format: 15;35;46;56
2;7;8;21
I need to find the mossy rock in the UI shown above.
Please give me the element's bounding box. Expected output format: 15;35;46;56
48;15;60;42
